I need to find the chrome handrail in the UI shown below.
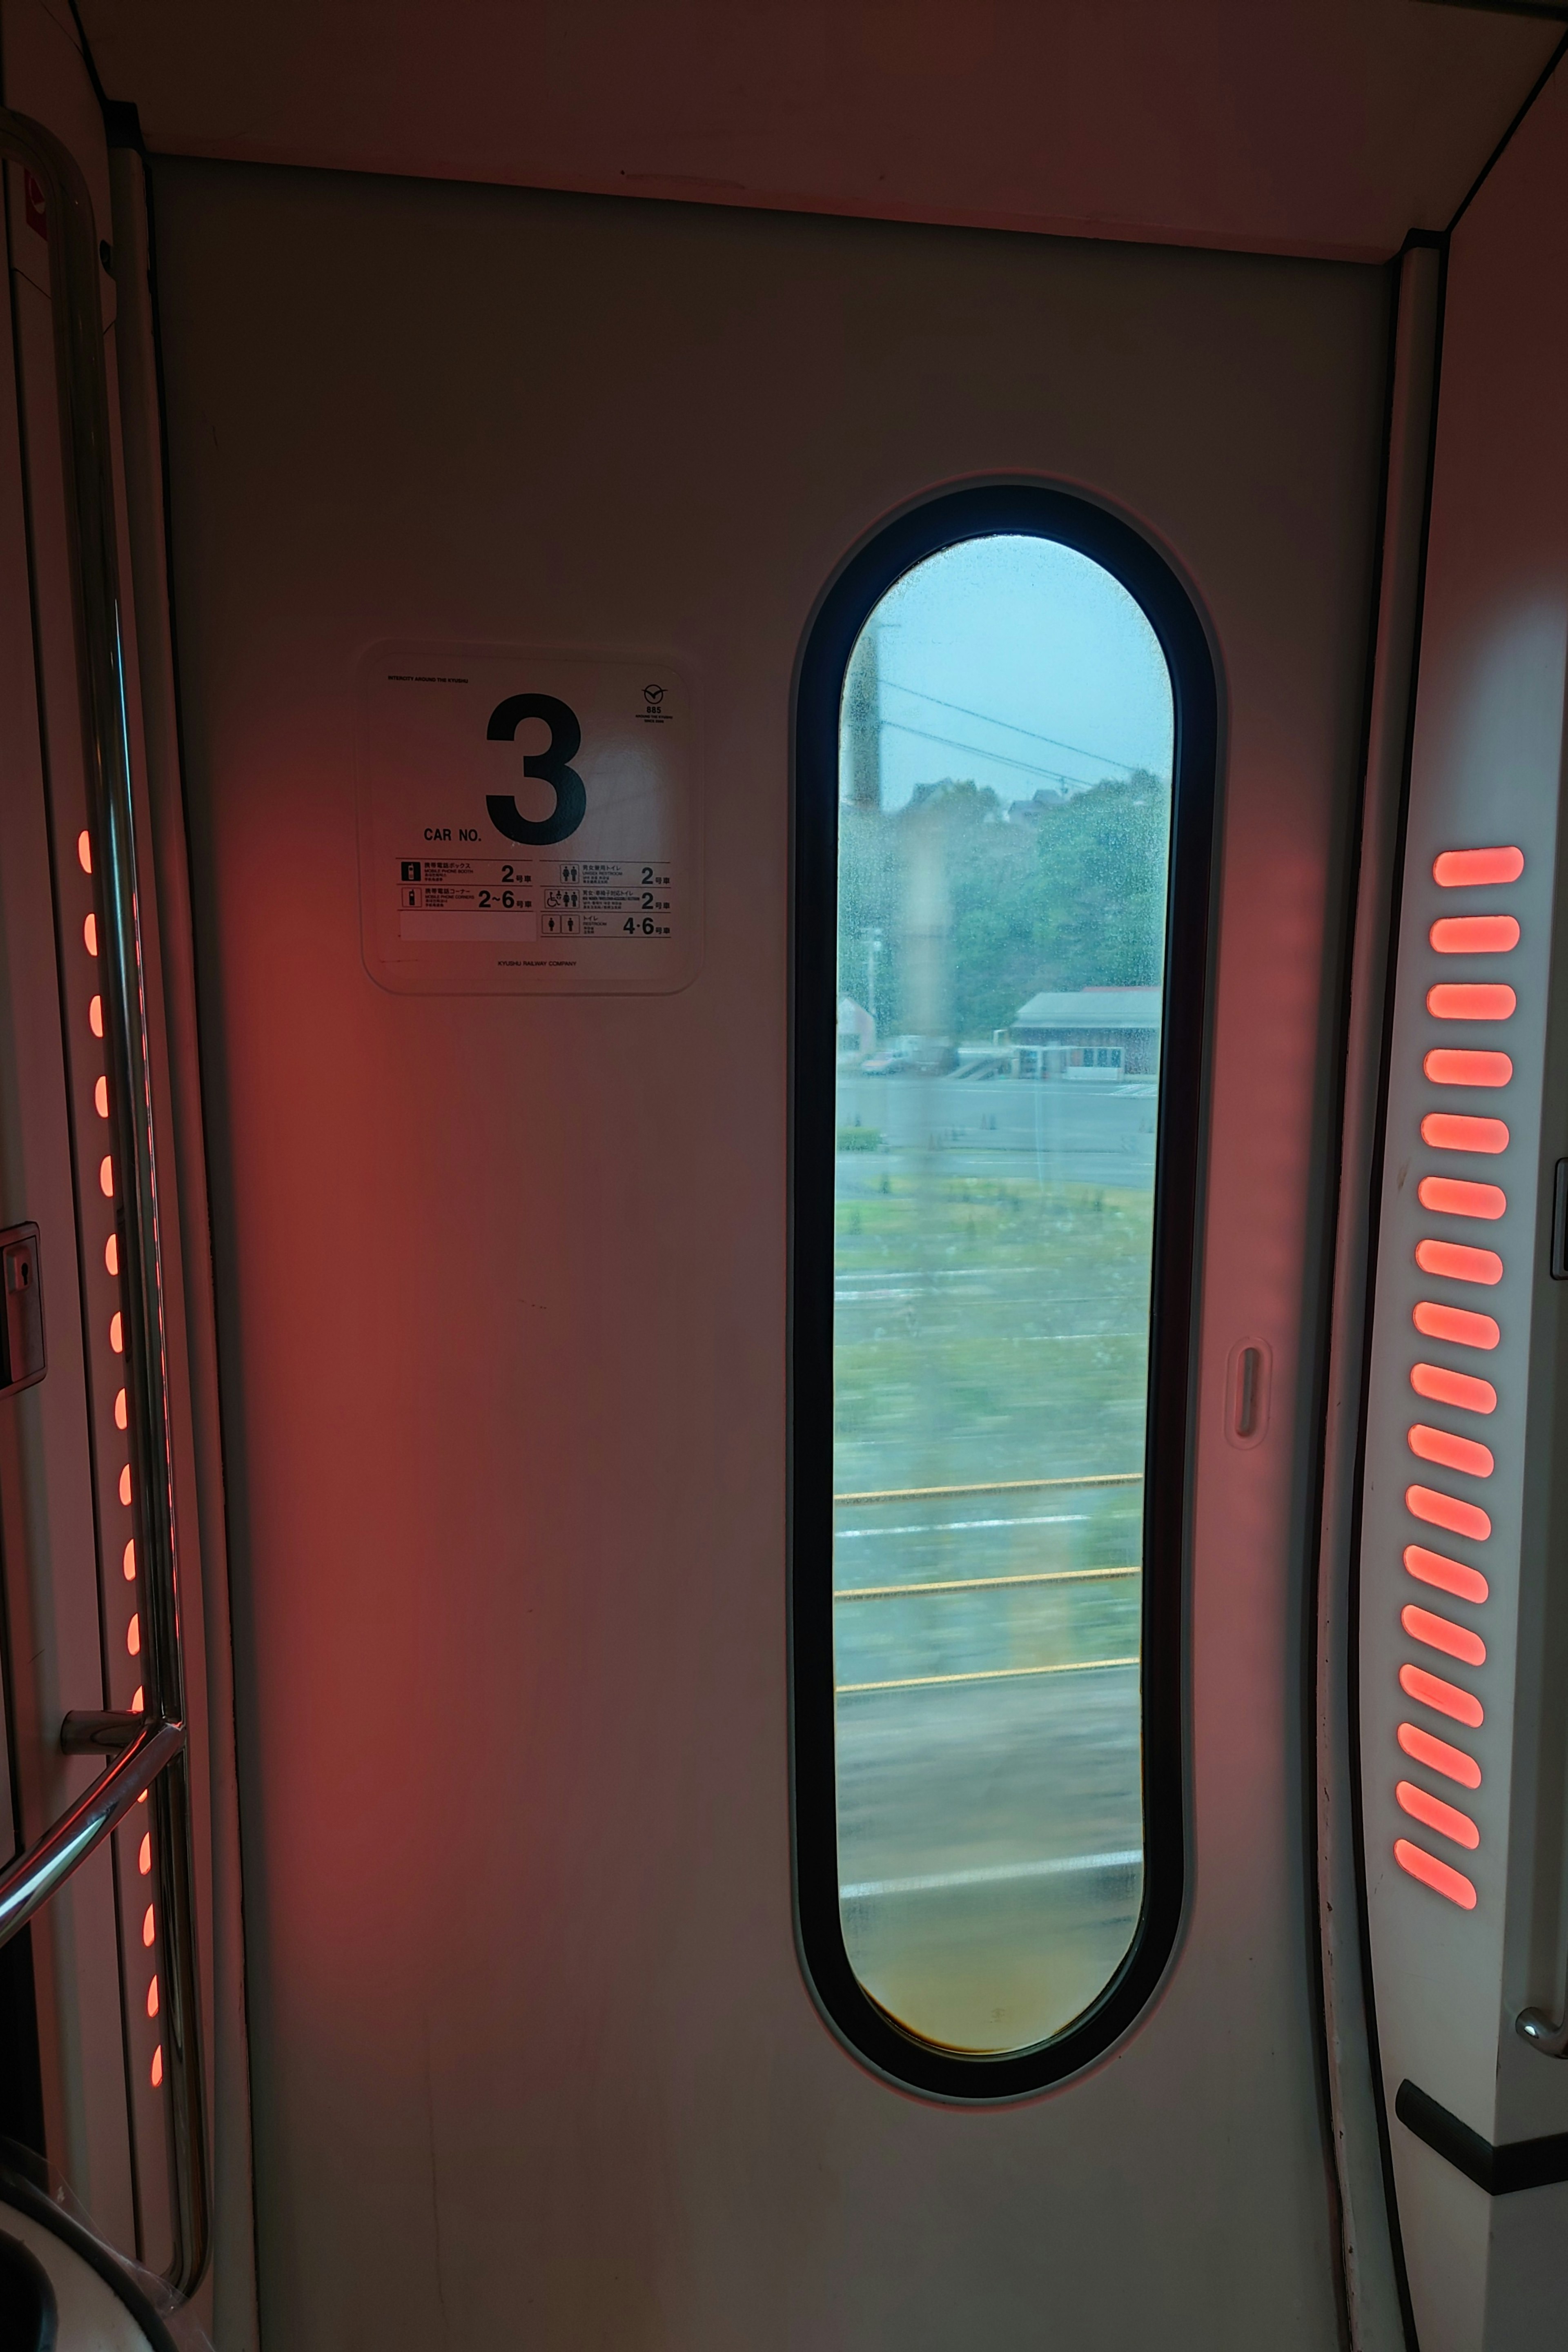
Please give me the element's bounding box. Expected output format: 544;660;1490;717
0;110;209;2292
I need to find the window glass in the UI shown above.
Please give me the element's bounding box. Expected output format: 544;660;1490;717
832;534;1175;2055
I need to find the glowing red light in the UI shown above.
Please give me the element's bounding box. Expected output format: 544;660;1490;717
1426;984;1516;1020
105;1234;118;1275
1417;1177;1505;1220
151;2045;163;2088
1404;1545;1488;1604
1396;1780;1479;1850
130;1686;143;1713
76;829;92;875
1407;1423;1494;1478
1401;1603;1486;1666
99;1155;114;1198
1412;1301;1499;1350
1414;1238;1502;1285
1423;1049;1512;1087
1394;1838;1477;1908
1399;1720;1481;1787
94;1075;109;1118
1429;983;1514;1020
142;1904;155;1947
1421;1113;1508;1154
89;993;102;1038
109;1311;123;1353
126;1613;140;1657
118;1465;131;1505
1399;1661;1484;1727
114;1388;127;1428
83;913;98;957
122;1540;135;1579
1430;916;1519;954
1406;1484;1490;1540
1410;1363;1495;1414
138;1833;151;1874
146;1975;158;2018
1432;847;1524;887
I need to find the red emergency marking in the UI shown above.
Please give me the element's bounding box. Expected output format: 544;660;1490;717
1426;984;1516;1020
1416;1176;1505;1220
1394;1838;1477;1909
1399;1661;1484;1728
1396;1780;1480;1850
1410;1363;1496;1414
1433;846;1524;887
1399;1719;1482;1788
1401;1604;1486;1666
1414;1238;1502;1285
1404;1544;1489;1604
76;829;92;874
1406;1485;1491;1541
1420;1113;1508;1154
1407;1423;1494;1478
1412;1300;1499;1349
1430;915;1519;954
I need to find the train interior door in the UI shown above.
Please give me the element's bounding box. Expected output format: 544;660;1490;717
0;5;1567;2350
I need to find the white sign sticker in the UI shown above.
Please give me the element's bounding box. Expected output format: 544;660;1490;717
356;645;700;994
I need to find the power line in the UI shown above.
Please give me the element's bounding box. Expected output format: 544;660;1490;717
881;677;1143;775
880;719;1094;791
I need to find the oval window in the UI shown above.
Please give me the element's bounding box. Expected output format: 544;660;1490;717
791;488;1216;2098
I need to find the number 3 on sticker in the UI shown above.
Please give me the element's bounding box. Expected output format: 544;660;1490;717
486;694;586;845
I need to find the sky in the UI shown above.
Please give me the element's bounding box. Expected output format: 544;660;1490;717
842;534;1175;813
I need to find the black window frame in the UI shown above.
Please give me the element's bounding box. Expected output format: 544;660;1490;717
789;482;1218;2100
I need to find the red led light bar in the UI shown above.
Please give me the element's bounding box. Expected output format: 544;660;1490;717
1425;984;1516;1020
1394;1838;1477;1909
1412;1301;1499;1350
1399;1719;1482;1788
1432;846;1524;887
1419;1113;1509;1154
1396;1779;1480;1850
1415;1177;1505;1220
1406;1484;1491;1540
1414;1238;1502;1285
1410;1363;1496;1414
1422;1049;1513;1088
1429;915;1520;954
1407;1424;1494;1479
1401;1603;1486;1666
1399;1661;1484;1727
1402;1544;1489;1603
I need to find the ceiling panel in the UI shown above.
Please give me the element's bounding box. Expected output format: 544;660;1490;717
74;0;1565;260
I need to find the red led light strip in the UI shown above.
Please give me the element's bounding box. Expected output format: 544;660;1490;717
1392;845;1522;1910
79;829;163;2090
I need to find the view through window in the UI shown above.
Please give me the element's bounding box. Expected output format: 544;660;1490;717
832;533;1176;2054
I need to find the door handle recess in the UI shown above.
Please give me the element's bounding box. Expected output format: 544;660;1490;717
0;111;209;2293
